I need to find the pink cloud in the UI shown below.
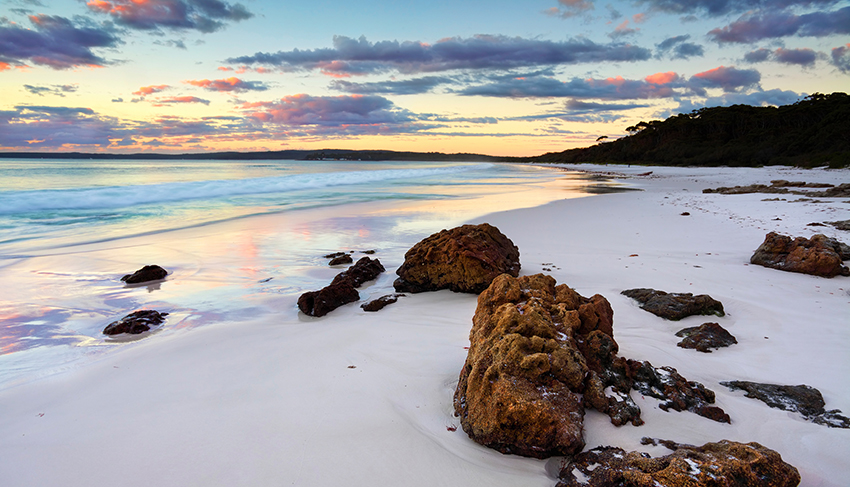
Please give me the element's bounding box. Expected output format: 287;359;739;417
133;84;170;95
184;77;267;92
645;72;680;85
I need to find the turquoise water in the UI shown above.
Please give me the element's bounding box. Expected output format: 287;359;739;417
0;159;615;388
0;159;560;255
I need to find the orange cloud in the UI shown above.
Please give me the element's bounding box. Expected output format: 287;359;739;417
133;84;170;95
645;72;678;85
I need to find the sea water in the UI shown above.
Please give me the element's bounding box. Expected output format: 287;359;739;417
0;159;622;388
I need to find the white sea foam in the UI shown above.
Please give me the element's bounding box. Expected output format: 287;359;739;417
0;164;483;214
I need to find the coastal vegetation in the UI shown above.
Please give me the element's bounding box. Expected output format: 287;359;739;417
530;92;850;168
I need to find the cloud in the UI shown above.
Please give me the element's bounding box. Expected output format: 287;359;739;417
85;0;252;33
459;72;685;99
226;35;652;76
744;47;819;66
639;0;840;16
329;76;454;95
155;96;211;105
0;14;119;69
689;66;760;93
133;84;171;95
184;77;268;92
0;105;121;148
708;6;850;43
241;94;414;126
832;43;850;72
675;89;805;112
24;84;78;96
773;47;818;66
545;0;595;18
656;35;705;59
609;20;639;39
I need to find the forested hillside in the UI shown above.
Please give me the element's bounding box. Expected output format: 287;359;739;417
533;93;850;168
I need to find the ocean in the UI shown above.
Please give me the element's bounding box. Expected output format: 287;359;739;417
0;159;619;388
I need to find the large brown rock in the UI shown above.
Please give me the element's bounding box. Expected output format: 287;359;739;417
454;274;591;458
394;223;520;294
455;274;731;458
557;440;800;487
750;232;850;277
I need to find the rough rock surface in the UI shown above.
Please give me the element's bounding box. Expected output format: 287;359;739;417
557;440;801;487
721;381;850;428
827;219;850;231
103;310;168;335
394;223;520;294
298;257;385;317
121;265;168;284
676;322;737;352
621;288;725;320
750;232;850;277
361;293;404;312
454;274;729;459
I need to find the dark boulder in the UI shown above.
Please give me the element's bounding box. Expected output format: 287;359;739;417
676;322;737;352
827;219;850;231
394;223;520;294
103;310;168;335
557;440;800;487
361;294;404;312
622;288;725;320
121;265;168;284
298;257;385;317
721;381;850;428
750;232;849;277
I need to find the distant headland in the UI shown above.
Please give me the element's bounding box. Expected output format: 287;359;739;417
2;93;847;168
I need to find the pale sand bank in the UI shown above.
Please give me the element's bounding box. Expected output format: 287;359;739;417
0;165;847;486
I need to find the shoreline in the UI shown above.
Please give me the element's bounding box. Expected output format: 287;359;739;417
1;164;848;486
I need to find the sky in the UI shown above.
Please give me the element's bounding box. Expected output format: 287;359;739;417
1;0;848;156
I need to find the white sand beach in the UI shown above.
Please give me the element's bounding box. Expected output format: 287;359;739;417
1;164;848;486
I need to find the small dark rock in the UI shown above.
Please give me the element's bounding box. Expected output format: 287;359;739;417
721;380;850;428
361;293;404;312
323;252;348;259
557;440;801;487
121;265;168;284
103;310;168;335
680;212;690;216
298;257;385;317
807;222;827;227
631;361;730;423
621;288;725;320
331;257;385;287
297;281;360;317
676;322;737;352
360;249;377;254
328;254;353;266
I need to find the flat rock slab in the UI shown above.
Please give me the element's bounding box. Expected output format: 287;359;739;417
103;310;168;335
394;223;520;294
121;265;168;284
621;288;725;320
557;440;800;487
676;322;737;352
721;381;850;428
